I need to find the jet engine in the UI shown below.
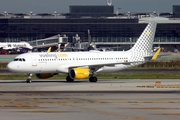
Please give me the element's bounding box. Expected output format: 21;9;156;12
36;73;57;79
69;68;90;79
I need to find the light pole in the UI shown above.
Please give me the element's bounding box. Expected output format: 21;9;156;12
129;37;132;48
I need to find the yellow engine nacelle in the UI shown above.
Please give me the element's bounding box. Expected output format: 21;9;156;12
36;73;55;79
69;68;90;79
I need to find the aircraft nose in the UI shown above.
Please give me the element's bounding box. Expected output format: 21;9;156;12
7;62;17;72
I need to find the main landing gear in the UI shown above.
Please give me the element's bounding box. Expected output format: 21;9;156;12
26;73;32;83
89;76;98;82
89;70;98;82
66;76;74;82
66;76;98;82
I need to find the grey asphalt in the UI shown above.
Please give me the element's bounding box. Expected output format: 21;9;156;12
0;79;180;91
0;79;180;120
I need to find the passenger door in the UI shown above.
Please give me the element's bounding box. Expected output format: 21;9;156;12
31;55;37;66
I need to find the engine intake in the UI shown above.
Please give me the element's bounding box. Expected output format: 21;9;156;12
69;68;90;79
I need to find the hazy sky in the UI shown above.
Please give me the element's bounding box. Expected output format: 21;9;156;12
0;0;179;13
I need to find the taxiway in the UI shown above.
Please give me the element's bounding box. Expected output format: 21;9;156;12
0;79;180;120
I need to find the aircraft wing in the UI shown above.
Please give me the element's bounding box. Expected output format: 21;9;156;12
67;50;162;71
66;48;162;71
67;60;144;70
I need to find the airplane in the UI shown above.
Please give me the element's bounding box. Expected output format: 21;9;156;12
0;41;33;53
7;21;157;83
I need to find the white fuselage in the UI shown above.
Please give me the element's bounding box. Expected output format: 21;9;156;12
0;42;33;50
7;51;138;74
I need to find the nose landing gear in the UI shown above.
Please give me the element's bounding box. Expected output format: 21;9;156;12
26;73;32;83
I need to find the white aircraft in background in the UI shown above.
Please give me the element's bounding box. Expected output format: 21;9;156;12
7;21;157;83
0;42;33;53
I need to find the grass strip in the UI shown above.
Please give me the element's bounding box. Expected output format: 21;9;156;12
1;72;180;80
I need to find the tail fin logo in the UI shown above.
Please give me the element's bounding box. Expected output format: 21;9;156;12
146;31;150;35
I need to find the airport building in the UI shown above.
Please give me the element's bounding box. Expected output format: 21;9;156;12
0;3;180;51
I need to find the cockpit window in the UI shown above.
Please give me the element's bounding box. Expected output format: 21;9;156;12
14;58;26;62
14;58;18;61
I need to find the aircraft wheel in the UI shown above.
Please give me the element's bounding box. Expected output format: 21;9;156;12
26;78;32;83
66;76;74;82
89;77;98;82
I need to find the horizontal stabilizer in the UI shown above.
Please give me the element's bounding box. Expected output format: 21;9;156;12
152;48;161;60
144;48;161;61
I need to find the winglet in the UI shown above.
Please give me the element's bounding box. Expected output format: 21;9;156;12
152;48;161;60
47;47;52;52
